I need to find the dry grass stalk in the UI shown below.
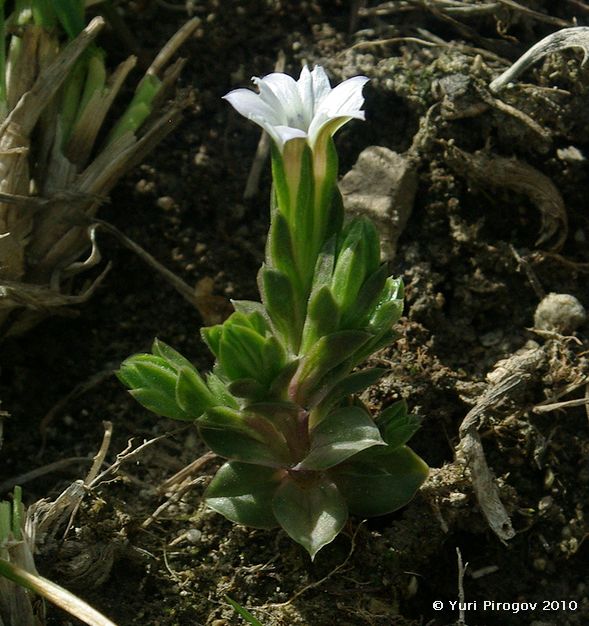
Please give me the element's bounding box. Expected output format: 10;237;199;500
0;7;198;339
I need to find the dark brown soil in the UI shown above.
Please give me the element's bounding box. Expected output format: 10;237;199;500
1;1;589;625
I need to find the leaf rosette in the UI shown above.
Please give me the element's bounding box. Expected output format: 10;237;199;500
119;65;428;558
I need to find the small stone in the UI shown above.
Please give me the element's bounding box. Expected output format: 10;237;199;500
556;146;585;162
186;529;202;543
533;558;546;571
534;293;586;334
340;146;418;261
538;496;553;513
157;196;175;211
135;179;155;194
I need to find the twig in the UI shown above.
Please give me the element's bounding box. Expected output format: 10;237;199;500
62;421;115;540
456;547;468;626
534;377;589;406
147;17;199;77
490;27;589;93
157;451;217;494
530;251;589;274
566;0;589;14
457;375;522;542
84;421;113;486
533;396;589;414
509;245;545;300
496;0;572;28
89;430;185;488
142;476;206;529
478;88;552;143
345;37;439;53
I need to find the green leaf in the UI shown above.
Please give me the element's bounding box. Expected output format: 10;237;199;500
292;144;317;284
231;310;268;335
201;324;223;357
129;388;189;421
315;138;342;241
152;338;196;371
262;267;301;350
310;236;336;291
118;355;192;420
267;212;297;278
268;358;300;399
198;406;293;467
341;264;389;328
244;401;303;459
375;400;421;449
293;330;370;402
368;278;404;334
330;446;428;517
270;145;290;220
219;325;266;382
272;475;348;559
261;335;287;381
205;462;282;529
331;240;362;309
323;184;344;241
298;406;385;471
301;285;341;353
331;219;380;313
325;368;387;404
231;300;268;318
206;373;239;409
225;596;266;626
175;366;216;417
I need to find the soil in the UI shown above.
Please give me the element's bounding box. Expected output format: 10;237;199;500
1;1;589;625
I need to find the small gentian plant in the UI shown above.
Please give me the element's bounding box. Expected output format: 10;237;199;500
119;66;428;558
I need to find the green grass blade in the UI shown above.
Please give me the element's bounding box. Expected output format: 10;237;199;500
106;74;161;144
31;0;56;28
225;596;266;626
54;0;85;38
0;559;118;626
0;501;10;543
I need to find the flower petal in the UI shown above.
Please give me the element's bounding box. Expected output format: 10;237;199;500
315;75;369;119
307;76;368;145
223;88;282;128
273;125;308;150
296;66;315;128
262;73;306;130
252;76;287;125
310;66;332;108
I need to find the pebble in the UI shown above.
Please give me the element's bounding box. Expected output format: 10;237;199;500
533;293;586;334
157;196;175;211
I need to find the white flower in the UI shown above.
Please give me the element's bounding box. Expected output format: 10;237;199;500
223;66;369;151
